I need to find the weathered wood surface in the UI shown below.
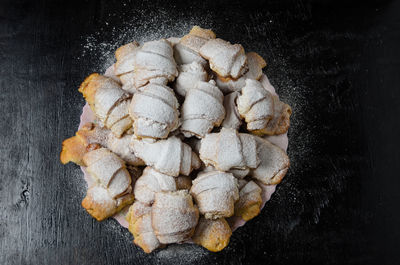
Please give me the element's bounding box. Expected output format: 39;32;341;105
1;0;400;264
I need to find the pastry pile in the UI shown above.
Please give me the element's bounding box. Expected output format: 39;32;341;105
60;26;291;253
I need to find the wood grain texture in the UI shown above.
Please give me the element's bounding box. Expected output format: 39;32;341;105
1;0;400;264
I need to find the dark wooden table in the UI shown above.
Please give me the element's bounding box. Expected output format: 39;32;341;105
1;0;400;264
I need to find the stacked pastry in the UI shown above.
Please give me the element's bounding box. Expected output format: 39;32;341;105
60;26;291;253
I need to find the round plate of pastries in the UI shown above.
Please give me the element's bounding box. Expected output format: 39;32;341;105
60;26;292;253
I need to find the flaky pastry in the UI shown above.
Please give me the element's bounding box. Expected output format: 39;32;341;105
234;180;262;221
173;61;208;97
60;122;143;166
81;148;134;221
61;25;293;254
190;170;239;219
180;80;225;138
192;217;232;252
114;41;140;93
260;94;292;135
134;39;178;88
129;83;180;139
216;52;266;93
199;38;247;79
237;79;291;136
152;190;199;244
180;26;216;53
126;202;161;253
250;136;290;185
199;128;259;171
134;167;177;205
79;73;133;137
130;136;201;177
221;91;242;130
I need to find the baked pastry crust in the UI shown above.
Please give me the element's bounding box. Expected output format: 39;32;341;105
134;167;177;205
250;136;290;185
221;91;242;130
180;80;225;138
216;52;266;93
60;123;103;166
192;217;232;252
237;79;274;132
129;83;180;139
79;73;133;137
180;26;216;53
174;26;216;67
81;148;134;221
130;136;201;177
173;61;208;97
134;39;178;88
237;79;291;136
152;190;199;244
114;41;140;93
175;176;192;190
82;186;134;221
253;94;292;136
173;43;207;66
126;202;161;253
234;180;262;221
199;128;259;171
61;25;292;254
190;170;239;219
60;122;144;166
199;38;247;79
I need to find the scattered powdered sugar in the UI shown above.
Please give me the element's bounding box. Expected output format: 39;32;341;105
78;62;290;236
155;243;207;264
79;10;215;73
263;53;314;177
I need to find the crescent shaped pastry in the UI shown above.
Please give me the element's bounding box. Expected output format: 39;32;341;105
216;52;266;93
192;217;232;252
199;38;247;79
81;148;134;221
234;180;262;221
60;25;293;254
250;136;290;185
180;26;216;53
237;79;291;136
60;122;144;166
79;73;133;137
130;136;201;177
190;170;239;219
126;202;162;253
180;80;225;138
152;190;199;244
129;83;180;139
259;94;292;135
173;61;208;97
199;128;259;171
134;167;177;205
114;41;140;93
134;39;178;88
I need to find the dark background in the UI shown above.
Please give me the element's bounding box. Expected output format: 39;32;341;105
1;0;400;264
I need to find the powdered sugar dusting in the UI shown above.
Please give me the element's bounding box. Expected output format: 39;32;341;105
74;15;305;255
78;70;289;232
79;12;215;73
152;190;199;244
